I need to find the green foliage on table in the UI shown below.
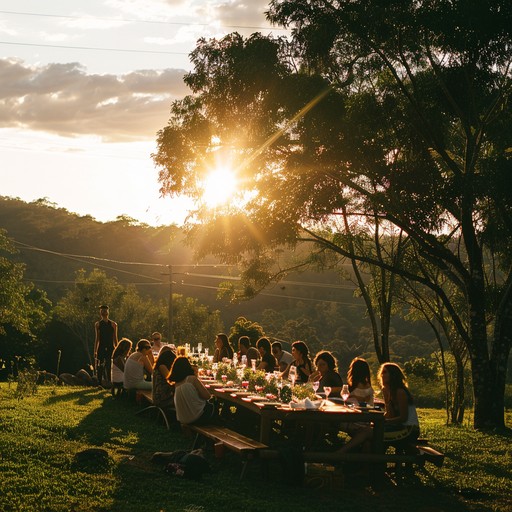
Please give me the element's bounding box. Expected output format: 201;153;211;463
291;383;317;401
280;385;292;404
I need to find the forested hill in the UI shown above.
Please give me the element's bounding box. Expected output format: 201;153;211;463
0;196;365;327
0;196;189;302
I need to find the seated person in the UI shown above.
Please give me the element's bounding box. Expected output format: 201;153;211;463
271;342;294;372
169;356;216;425
152;346;177;410
150;331;164;357
309;350;343;397
111;338;132;393
281;341;313;384
256;337;277;372
337;362;419;454
123;339;153;391
347;357;374;406
379;362;420;444
238;336;260;367
213;333;234;363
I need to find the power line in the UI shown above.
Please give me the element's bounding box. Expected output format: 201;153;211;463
0;9;290;32
13;240;357;293
178;281;365;307
0;40;189;56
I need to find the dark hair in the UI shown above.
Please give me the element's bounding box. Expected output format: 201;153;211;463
136;339;151;352
378;362;413;402
271;342;282;352
99;304;109;310
292;341;312;369
169;356;195;383
216;333;234;358
257;337;271;355
314;351;337;372
112;338;132;359
238;336;250;349
155;346;176;370
347;357;371;392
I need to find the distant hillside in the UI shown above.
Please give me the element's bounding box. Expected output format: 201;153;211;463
0;196;366;328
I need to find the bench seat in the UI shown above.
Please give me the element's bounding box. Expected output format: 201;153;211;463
188;424;268;479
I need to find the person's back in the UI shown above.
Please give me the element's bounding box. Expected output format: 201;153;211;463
174;376;207;424
123;340;153;390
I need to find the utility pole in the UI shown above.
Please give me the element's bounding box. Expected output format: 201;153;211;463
167;264;173;343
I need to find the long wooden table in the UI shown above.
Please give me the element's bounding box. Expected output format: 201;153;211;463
204;383;386;486
208;385;384;446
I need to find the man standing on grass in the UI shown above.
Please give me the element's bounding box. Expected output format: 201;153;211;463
94;305;118;387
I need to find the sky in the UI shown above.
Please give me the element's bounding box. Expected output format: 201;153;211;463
0;0;287;225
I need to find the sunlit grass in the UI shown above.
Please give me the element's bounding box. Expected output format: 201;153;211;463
0;384;510;512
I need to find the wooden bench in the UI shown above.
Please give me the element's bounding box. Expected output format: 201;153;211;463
187;424;268;479
134;390;174;430
258;441;444;469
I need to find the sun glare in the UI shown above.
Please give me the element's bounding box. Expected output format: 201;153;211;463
201;167;238;208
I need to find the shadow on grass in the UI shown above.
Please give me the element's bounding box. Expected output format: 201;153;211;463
43;386;106;406
68;392;500;512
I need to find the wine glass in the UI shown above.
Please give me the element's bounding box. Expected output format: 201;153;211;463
341;384;350;406
221;374;228;385
289;366;297;387
324;386;332;403
312;381;320;394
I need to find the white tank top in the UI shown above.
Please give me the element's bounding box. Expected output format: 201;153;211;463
174;377;207;424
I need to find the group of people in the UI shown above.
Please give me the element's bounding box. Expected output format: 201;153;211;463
195;334;419;451
95;305;419;452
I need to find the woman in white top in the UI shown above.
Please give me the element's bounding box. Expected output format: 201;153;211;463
378;362;420;443
347;357;375;406
123;339;153;390
111;338;132;392
169;356;215;425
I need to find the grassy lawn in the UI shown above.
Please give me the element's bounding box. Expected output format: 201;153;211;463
0;383;510;512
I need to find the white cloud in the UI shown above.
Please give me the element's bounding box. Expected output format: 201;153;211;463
0;58;189;141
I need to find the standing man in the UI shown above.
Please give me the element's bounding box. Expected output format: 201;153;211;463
94;305;118;386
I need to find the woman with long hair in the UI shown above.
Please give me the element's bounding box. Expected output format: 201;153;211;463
281;341;313;383
378;362;420;443
213;333;234;362
309;350;344;396
347;357;374;406
123;339;154;390
169;356;215;425
152;346;177;410
111;338;132;394
256;337;277;372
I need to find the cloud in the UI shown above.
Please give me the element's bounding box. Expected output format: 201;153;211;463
0;58;189;141
199;0;272;30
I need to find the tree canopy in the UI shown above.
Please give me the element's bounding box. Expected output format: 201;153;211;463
153;0;512;428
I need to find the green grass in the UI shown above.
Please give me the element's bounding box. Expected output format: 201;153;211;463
0;383;510;512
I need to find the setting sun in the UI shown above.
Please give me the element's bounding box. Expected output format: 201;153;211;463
201;167;238;208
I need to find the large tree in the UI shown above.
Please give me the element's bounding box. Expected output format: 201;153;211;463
153;1;512;429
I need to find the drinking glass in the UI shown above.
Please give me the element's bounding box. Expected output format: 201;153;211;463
312;381;320;394
324;386;332;402
221;374;227;385
251;359;257;372
341;384;350;405
289;365;297;387
197;342;202;354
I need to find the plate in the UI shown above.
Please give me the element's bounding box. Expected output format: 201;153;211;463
214;387;239;393
232;391;252;397
255;401;282;408
242;395;267;402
